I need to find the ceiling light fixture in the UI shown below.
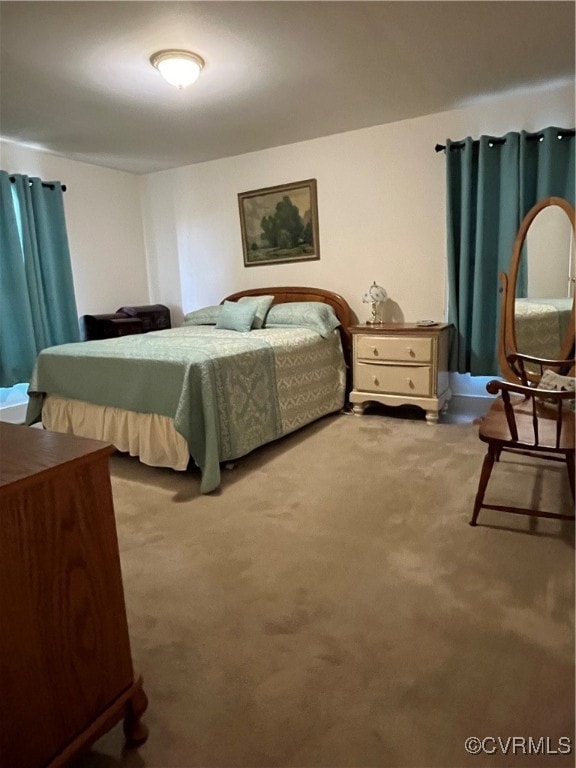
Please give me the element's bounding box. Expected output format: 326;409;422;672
150;49;205;89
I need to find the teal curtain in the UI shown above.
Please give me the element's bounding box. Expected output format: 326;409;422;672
445;127;575;375
0;171;80;387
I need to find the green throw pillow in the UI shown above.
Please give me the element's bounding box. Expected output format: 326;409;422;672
215;301;258;332
238;295;275;329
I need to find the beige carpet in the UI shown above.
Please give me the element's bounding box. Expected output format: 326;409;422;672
73;409;575;768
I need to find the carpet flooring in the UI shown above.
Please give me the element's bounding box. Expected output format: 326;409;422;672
72;408;575;768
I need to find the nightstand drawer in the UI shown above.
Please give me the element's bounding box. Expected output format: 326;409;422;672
356;335;432;363
355;362;432;396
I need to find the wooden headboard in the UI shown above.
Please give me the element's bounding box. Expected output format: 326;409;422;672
223;285;352;373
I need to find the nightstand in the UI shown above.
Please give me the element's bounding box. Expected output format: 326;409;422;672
349;323;452;424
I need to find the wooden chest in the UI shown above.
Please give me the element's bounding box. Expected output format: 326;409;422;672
81;313;144;341
116;304;171;333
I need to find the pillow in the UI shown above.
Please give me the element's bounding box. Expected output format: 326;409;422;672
538;368;575;410
265;301;340;338
238;295;275;329
215;300;258;332
183;306;222;325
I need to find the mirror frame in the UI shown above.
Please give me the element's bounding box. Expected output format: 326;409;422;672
499;196;575;383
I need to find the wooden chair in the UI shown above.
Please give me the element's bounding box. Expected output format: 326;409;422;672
470;354;575;526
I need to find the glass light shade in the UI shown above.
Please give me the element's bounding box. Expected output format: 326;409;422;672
362;281;388;324
150;50;204;89
362;282;388;304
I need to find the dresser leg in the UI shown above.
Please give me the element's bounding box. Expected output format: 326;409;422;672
351;403;365;415
123;677;149;748
425;410;439;425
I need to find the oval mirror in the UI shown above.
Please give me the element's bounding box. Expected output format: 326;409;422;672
499;196;575;382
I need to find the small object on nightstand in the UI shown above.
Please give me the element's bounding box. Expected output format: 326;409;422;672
416;320;438;327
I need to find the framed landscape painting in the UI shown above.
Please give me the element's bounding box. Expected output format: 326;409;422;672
238;179;320;267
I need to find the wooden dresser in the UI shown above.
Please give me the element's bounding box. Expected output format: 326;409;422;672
0;423;148;768
349;323;452;424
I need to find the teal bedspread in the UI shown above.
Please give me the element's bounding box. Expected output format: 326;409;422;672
27;327;283;493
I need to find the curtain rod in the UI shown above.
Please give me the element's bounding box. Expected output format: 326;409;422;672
9;175;67;192
435;128;575;153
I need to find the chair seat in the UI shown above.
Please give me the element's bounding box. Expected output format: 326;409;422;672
479;395;575;452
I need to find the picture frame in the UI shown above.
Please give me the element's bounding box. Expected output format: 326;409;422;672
238;178;320;267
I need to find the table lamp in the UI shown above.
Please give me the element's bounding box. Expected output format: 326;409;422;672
362;281;388;324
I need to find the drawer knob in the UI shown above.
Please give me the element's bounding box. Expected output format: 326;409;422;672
406;377;414;388
371;347;379;356
407;347;415;357
373;376;380;386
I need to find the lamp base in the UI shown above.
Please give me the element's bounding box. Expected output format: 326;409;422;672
365;319;383;325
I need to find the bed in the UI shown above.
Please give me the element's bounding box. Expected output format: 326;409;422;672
514;297;573;361
26;287;352;493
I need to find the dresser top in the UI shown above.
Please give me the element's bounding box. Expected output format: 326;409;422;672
0;423;113;490
350;323;451;334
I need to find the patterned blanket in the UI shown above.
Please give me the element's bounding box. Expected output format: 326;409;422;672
27;327;284;493
514;297;572;361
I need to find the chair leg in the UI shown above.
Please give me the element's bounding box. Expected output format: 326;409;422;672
566;451;575;504
470;445;497;526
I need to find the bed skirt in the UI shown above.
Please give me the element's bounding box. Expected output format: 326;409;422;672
43;395;190;470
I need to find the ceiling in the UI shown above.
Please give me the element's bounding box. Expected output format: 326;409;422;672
1;1;574;175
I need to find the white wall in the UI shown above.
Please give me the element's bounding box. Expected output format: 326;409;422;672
140;82;575;327
2;81;573;331
0;140;150;316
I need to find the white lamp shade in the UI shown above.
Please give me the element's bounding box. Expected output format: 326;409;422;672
363;282;388;303
151;50;204;89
